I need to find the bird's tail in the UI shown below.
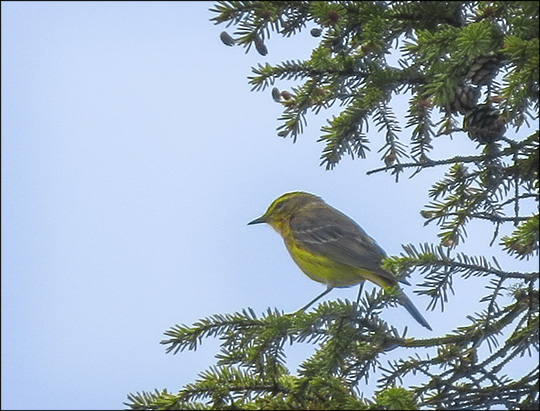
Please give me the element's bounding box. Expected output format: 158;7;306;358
396;290;432;331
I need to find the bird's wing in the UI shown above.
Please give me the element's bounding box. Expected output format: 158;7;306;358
288;205;398;286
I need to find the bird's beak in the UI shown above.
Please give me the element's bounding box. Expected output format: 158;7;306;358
247;216;267;225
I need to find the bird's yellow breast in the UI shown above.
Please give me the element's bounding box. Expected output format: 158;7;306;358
284;239;386;288
270;214;388;289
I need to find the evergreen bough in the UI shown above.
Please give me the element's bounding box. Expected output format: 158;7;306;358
127;2;538;409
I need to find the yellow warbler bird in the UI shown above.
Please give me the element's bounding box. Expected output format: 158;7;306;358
248;191;432;330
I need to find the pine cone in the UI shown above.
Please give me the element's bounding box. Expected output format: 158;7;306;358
331;37;345;52
463;104;505;143
467;54;500;85
254;35;268;56
448;84;479;114
280;91;293;100
310;28;322;37
219;31;236;47
271;87;282;102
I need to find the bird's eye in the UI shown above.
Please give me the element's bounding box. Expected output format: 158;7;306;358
273;201;285;211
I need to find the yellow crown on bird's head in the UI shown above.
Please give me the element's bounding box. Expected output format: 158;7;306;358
248;191;323;229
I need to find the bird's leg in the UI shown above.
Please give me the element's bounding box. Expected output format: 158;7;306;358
296;286;334;312
352;282;365;315
355;282;365;306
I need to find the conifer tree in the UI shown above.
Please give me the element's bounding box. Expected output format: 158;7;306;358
126;2;538;409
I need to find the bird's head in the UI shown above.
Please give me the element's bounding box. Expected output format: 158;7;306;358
248;191;322;232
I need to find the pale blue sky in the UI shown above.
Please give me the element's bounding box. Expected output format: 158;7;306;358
2;2;536;409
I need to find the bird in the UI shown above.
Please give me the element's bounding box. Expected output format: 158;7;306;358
248;191;432;330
